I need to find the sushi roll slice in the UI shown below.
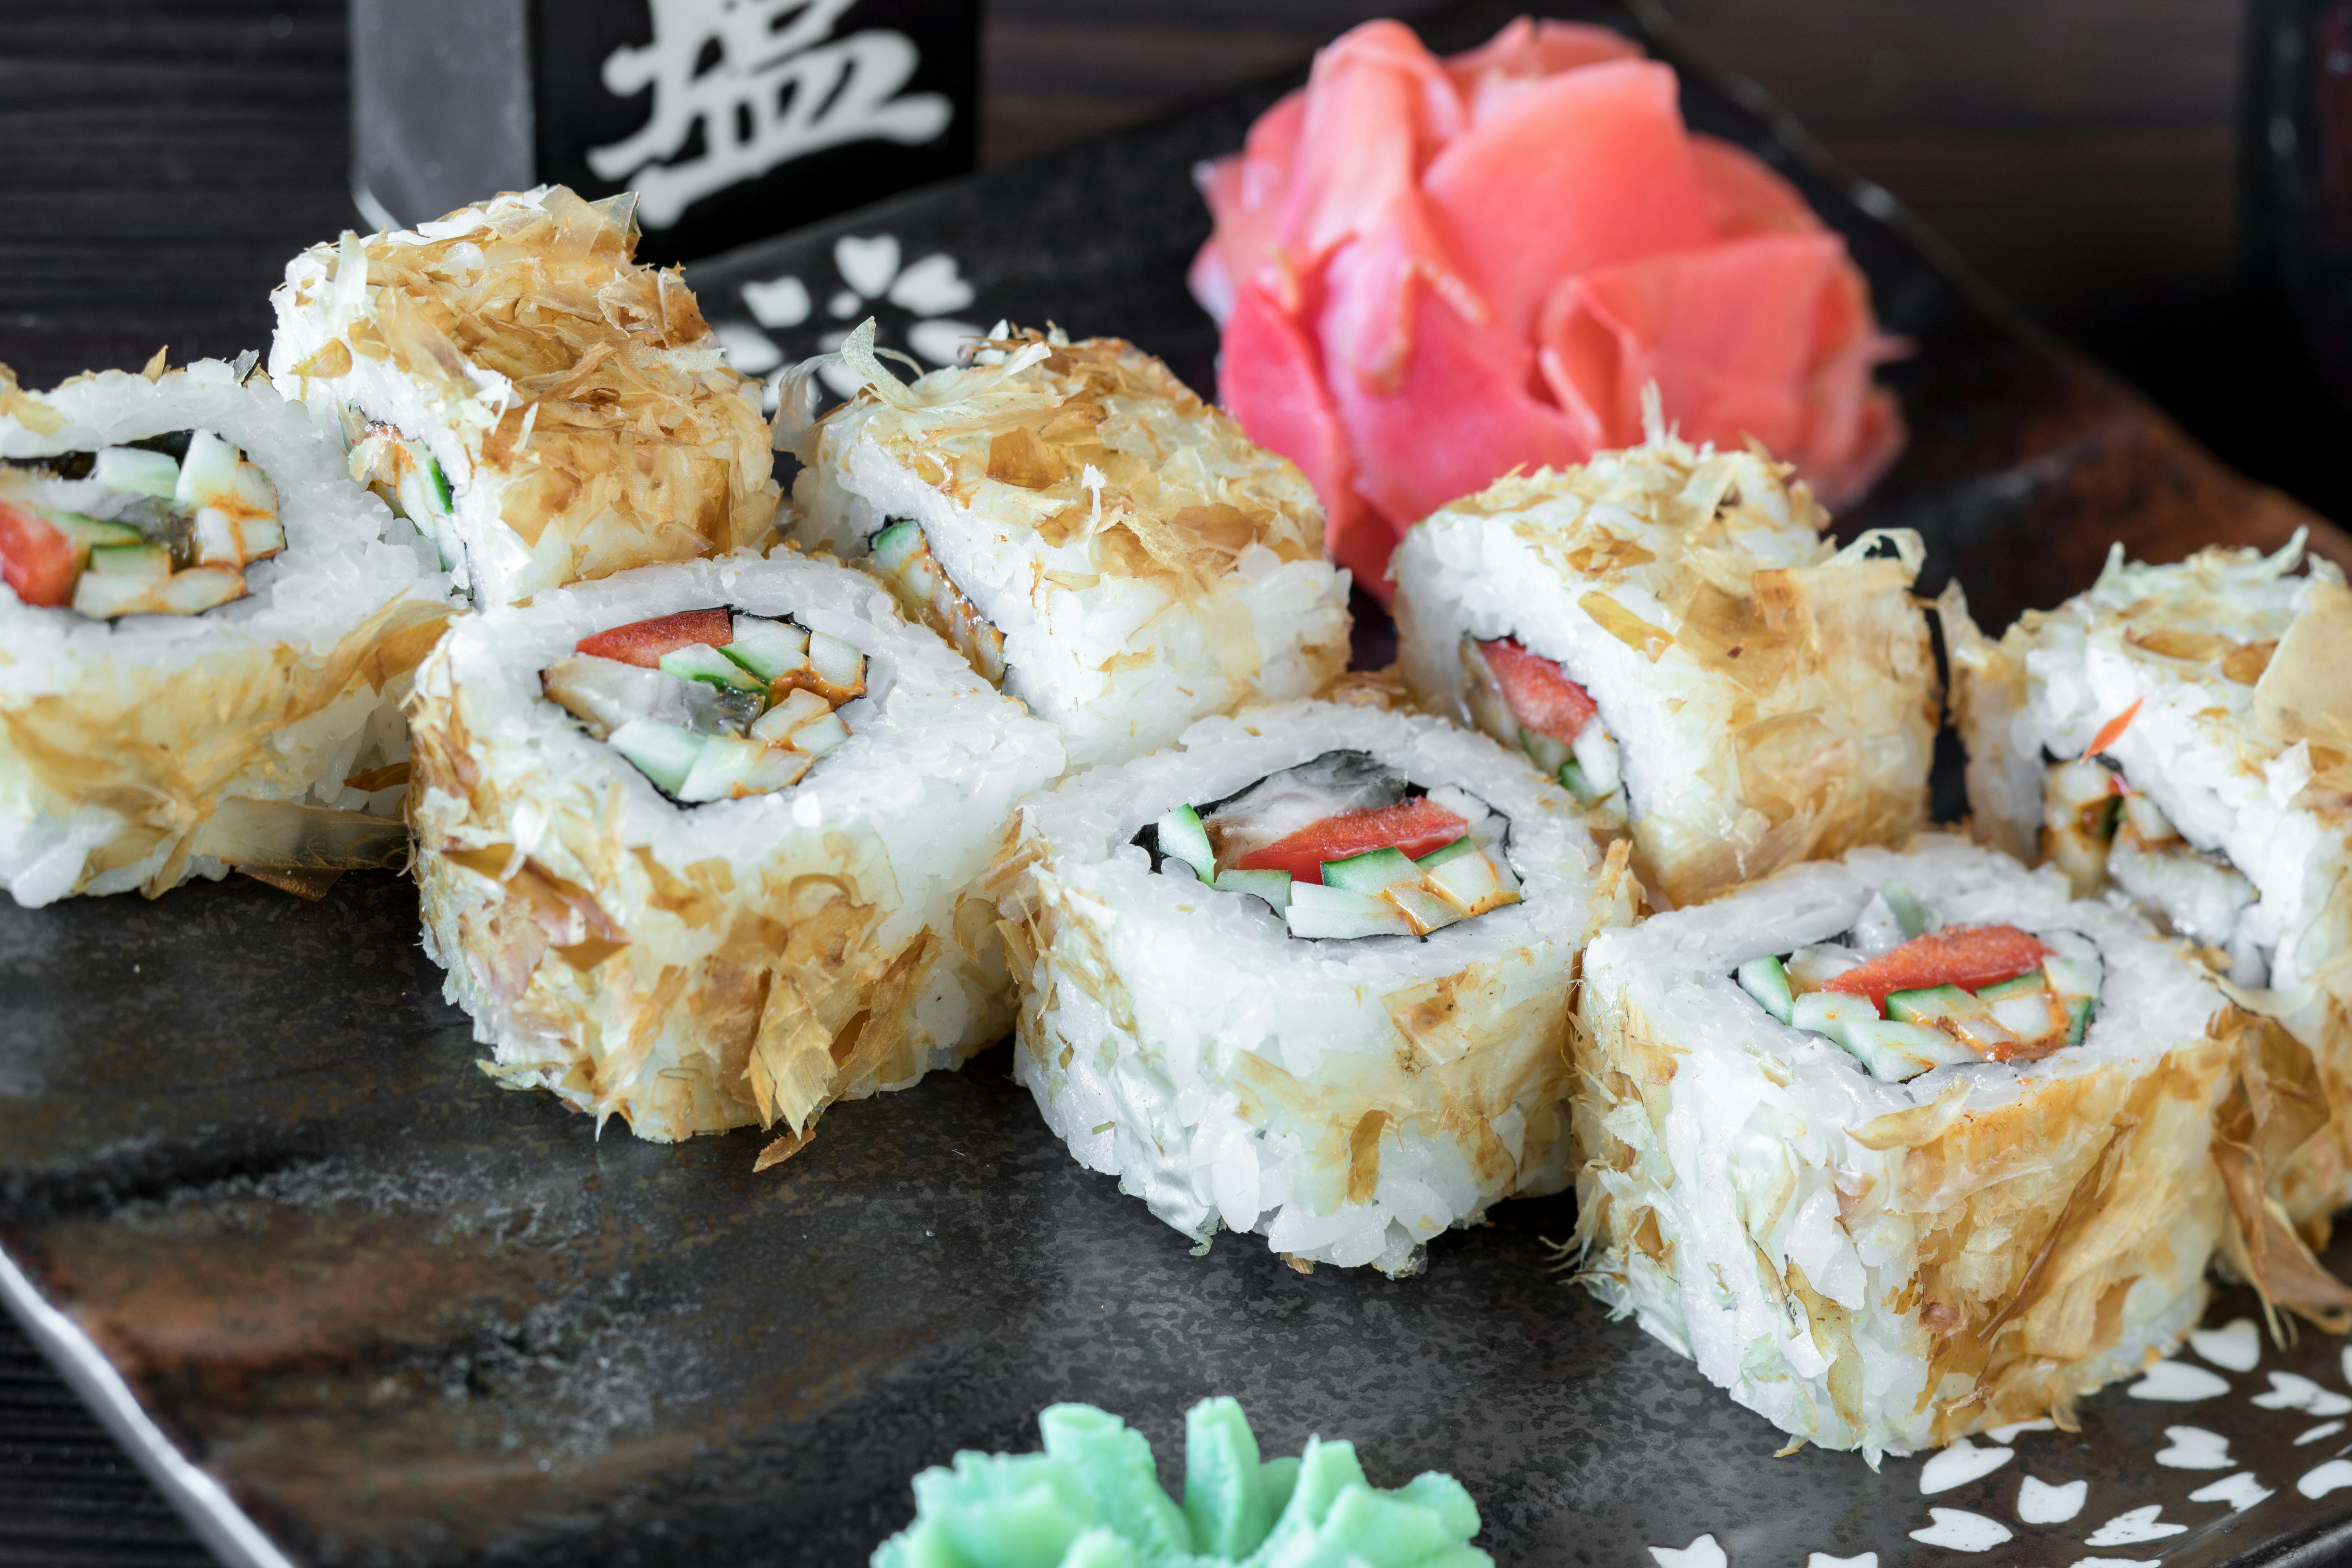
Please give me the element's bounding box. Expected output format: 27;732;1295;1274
268;186;779;608
407;550;1065;1146
787;324;1352;768
1945;534;2352;1223
1573;836;2343;1460
981;698;1638;1274
0;357;450;906
1390;423;1937;908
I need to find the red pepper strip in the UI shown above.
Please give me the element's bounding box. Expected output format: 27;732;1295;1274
1822;923;2052;1013
575;607;733;667
2084;699;2142;758
0;500;76;608
1479;636;1597;743
1233;797;1469;885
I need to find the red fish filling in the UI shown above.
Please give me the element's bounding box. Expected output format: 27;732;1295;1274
1821;923;2051;1013
1234;797;1470;885
1479;636;1597;743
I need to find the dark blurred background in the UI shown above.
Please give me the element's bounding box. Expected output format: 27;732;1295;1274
0;1;2343;1561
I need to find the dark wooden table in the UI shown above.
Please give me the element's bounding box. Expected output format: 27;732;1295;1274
1;2;2343;1563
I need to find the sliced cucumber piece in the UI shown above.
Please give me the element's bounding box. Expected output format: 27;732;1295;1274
240;516;286;559
659;642;766;693
1212;868;1291;911
2041;934;2102;1003
1842;1018;1973;1082
1414;835;1479;870
1424;846;1506;915
1519;727;1572;775
174;430;240;510
1885;984;1979;1024
38;510;142;551
425;454;454;512
1571;724;1621;796
1948;1013;2020;1056
192;506;243;567
608;719;708;796
1736;954;1794;1024
723;616;810;681
1789;989;1880;1045
1974;972;2049;1002
86;541;170;581
871;518;924;573
1154;804;1214;880
1321;845;1418;895
231;459;279;520
155;565;243;614
1784;945;1861;990
749;688;831;744
1285;881;1414;940
1880;880;1928;941
1557;758;1602;804
1388;881;1466;935
2065;995;2094;1046
806;630;866;693
677;735;774;803
791;711;850;756
92;446;179;499
1989;991;2066;1043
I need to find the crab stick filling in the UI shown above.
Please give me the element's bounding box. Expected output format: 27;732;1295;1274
1731;880;2103;1082
1140;749;1522;939
0;431;285;618
541;607;867;805
1458;635;1622;802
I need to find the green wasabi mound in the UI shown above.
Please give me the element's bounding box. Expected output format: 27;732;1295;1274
872;1397;1493;1568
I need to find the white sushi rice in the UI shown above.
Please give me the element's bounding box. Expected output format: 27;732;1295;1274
987;698;1636;1274
1391;431;1937;908
790;330;1351;769
1576;836;2238;1459
408;549;1066;1144
0;359;448;906
269;187;778;608
1945;536;2352;1219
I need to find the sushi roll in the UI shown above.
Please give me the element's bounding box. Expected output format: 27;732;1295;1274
1572;836;2343;1460
0;357;450;906
786;324;1352;768
1945;534;2352;1223
268;186;779;608
1390;424;1938;908
981;698;1638;1274
407;550;1065;1146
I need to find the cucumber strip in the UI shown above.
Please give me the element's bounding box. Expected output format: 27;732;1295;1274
174;430;239;510
1735;954;1794;1023
1285;881;1414;940
1880;881;1928;940
1842;1018;1972;1082
791;712;850;756
1557;758;1601;803
1570;724;1621;795
870;518;924;573
2042;941;2102;1002
1388;881;1465;935
192;507;243;567
426;454;454;512
86;541;170;581
92;446;178;500
1973;973;2048;1002
37;510;142;549
1424;847;1506;915
1212;868;1291;912
1414;835;1479;869
659;643;766;693
1989;992;2066;1043
1321;845;1419;895
153;565;245;614
1153;804;1215;880
807;630;866;692
722;616;810;681
748;688;831;743
1518;727;1572;775
1885;984;1978;1023
1789;989;1879;1044
608;719;708;795
2065;995;2093;1046
677;735;770;803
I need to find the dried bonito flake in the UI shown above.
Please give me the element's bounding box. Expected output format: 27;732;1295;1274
0;359;452;907
269;186;779;609
407;551;1064;1146
791;326;1352;768
1393;421;1937;908
1945;531;2352;1225
1571;838;2348;1461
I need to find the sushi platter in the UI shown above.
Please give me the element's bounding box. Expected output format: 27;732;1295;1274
9;1;2352;1564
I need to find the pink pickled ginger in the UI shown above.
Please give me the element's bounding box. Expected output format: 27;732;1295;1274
1195;15;1904;596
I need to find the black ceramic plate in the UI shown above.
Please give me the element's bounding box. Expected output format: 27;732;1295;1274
8;4;2352;1567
